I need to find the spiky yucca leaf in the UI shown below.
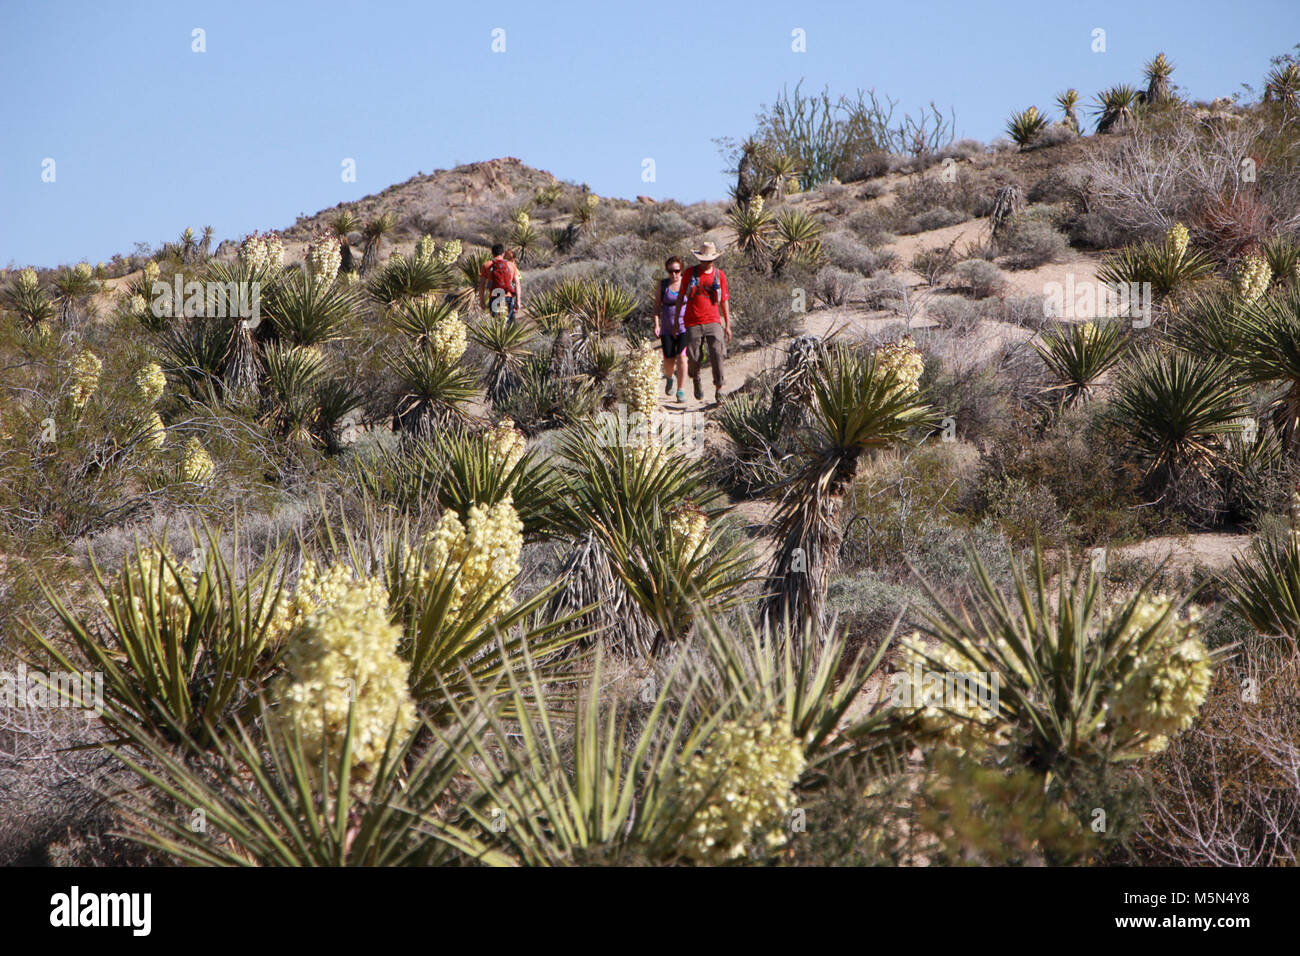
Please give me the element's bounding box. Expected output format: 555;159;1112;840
1261;233;1300;286
1035;320;1128;408
1168;286;1248;356
368;254;456;305
771;209;824;275
1093;83;1140;133
1228;286;1300;449
429;428;561;539
388;295;461;345
157;316;229;402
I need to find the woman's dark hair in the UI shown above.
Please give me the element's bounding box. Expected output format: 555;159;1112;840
665;255;684;271
491;243;505;256
504;249;516;261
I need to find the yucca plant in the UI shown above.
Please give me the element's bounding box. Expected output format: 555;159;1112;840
550;425;754;650
911;542;1220;773
1110;349;1250;487
426;428;561;539
388;344;477;438
510;218;540;266
1264;61;1300;110
1167;286;1249;356
716;390;788;495
1144;52;1176;104
263;270;358;347
1225;533;1300;654
260;343;333;443
1056;89;1081;132
1;268;55;330
575;279;638;339
329;210;361;273
1035;320;1129;409
388;295;460;345
31;530;288;750
367;253;456;306
771;208;824;276
1096;236;1215;299
455;247;491;311
1006;106;1049;148
1093;83;1140;133
495;353;600;434
526;277;591;336
156;316;230;403
110;704;497;866
1228;286;1300;450
470;314;536;404
1261;233;1300;288
434;645;727;866
359;211;396;275
201;258;281;404
51;265;99;323
313;377;365;452
728;197;775;269
764;345;934;631
759;151;802;198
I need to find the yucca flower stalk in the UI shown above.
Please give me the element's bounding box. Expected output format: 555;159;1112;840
1233;255;1272;304
1036;320;1128;409
69;348;102;409
305;231;343;286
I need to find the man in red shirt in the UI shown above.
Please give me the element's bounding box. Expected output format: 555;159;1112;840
673;240;732;403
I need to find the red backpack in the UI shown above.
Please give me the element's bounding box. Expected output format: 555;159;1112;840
686;265;722;304
487;257;514;292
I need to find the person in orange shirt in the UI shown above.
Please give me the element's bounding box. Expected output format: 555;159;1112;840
478;243;521;322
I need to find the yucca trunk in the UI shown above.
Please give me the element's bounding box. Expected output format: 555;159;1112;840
1146;75;1171;105
223;323;260;403
545;531;658;656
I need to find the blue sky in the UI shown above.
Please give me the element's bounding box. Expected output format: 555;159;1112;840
2;0;1296;267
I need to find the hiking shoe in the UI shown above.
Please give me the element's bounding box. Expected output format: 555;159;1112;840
676;389;685;403
663;375;674;396
693;378;703;400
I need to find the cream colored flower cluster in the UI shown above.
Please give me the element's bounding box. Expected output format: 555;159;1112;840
15;268;39;293
428;309;467;363
305;232;342;286
677;715;806;864
238;232;285;272
617;342;662;419
180;437;214;483
143;261;160;285
873;336;924;395
894;634;1004;748
279;577;416;779
1233;255;1271;303
1166;222;1190;261
1108;595;1213;754
70;349;102;408
264;558;389;647
584;195;599;209
127;293;148;317
420;499;523;624
134;361;166;404
669;503;708;561
747;195;765;217
512;209;530;230
73;262;93;282
414;234;437;264
486;418;526;471
435;239;462;265
141;411;166;451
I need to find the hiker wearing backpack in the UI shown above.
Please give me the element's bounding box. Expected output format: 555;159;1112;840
478;243;520;322
653;256;689;403
673;240;732;404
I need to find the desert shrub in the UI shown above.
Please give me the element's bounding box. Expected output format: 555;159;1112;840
938;139;985;161
911;240;960;286
844;208;896;248
926;297;984;336
685;204;726;230
863;274;908;311
999;219;1071;269
1023;123;1079;151
903;207;967;234
997;294;1051;331
918;353;1012;445
821;230;891;275
635;209;695;241
813;266;866;307
729;268;800;346
951;259;1007;298
839;150;893;182
977;474;1071;549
